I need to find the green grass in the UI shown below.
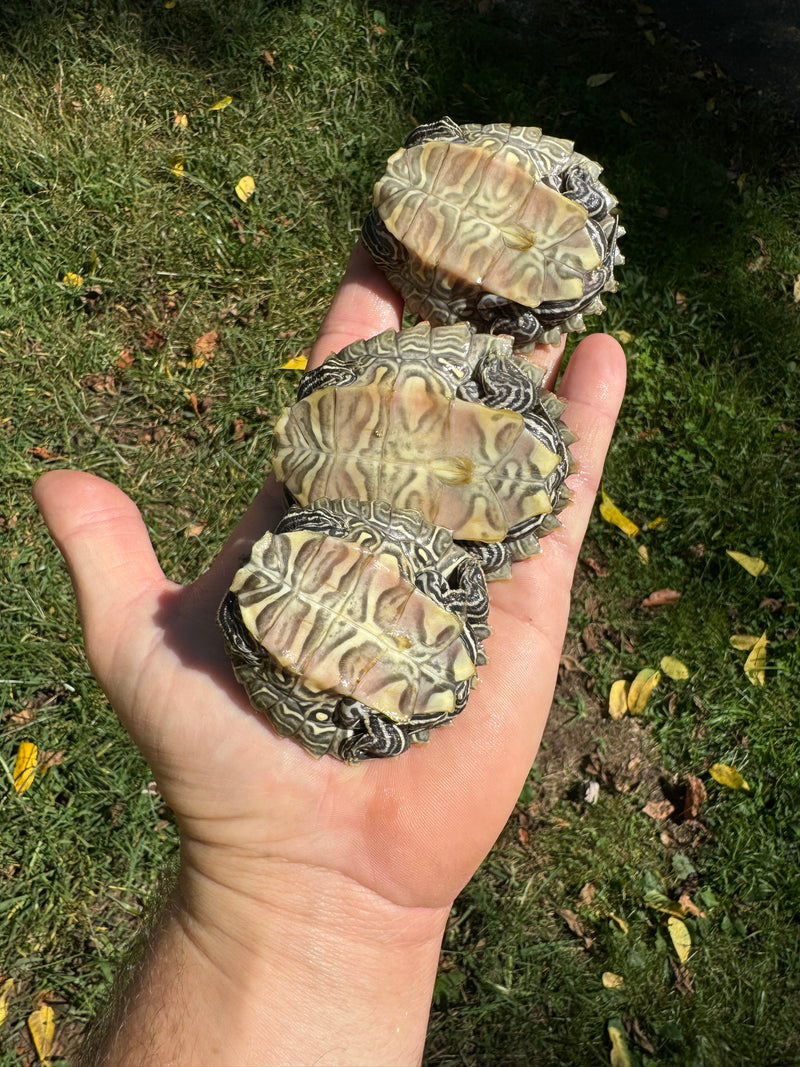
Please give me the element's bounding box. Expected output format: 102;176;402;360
1;0;799;1063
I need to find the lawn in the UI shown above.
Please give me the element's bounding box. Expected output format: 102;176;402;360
1;1;798;1064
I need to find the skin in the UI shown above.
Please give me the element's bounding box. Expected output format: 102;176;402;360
34;243;625;1066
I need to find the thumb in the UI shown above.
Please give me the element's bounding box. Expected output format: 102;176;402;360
33;470;170;676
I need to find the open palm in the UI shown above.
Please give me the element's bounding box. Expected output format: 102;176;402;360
34;244;625;914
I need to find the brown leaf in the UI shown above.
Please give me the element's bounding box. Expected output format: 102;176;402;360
629;1018;656;1054
675;291;688;309
759;598;783;612
143;329;166;351
559;654;588;673
192;330;219;358
80;372;118;394
518;826;529;846
260;49;277;70
641;589;681;607
116;347;135;369
683;774;707;819
29;445;60;461
557;908;593;947
38;750;65;770
577;882;597;908
581;555;609;577
231;417;246;442
678;892;707;919
671;960;694;995
642;799;675;821
188;392;201;418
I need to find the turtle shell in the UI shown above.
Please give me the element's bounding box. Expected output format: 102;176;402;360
362;117;624;350
218;497;490;763
272;322;575;579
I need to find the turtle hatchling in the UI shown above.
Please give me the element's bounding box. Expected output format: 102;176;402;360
272;322;575;579
218;497;490;763
362;116;624;349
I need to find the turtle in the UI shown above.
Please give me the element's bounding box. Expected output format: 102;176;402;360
271;322;576;580
218;496;491;763
362;116;624;350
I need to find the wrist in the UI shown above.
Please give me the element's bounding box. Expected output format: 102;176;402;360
145;851;449;1066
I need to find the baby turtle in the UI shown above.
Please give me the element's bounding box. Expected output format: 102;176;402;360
362;116;624;349
272;322;575;580
218;497;490;763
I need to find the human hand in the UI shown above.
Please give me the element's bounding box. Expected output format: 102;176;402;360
34;242;625;1065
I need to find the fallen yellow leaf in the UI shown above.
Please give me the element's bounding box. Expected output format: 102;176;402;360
644;28;656;44
13;742;37;794
637;543;649;565
709;762;750;791
744;632;768;685
627;668;660;714
209;95;233;111
173;111;188;128
667;916;691;963
170;152;185;177
726;549;769;576
586;72;616;88
62;272;83;287
281;352;308;371
28;1003;55;1063
608;1019;632;1067
619;109;635;125
609;913;629;935
235;175;256;203
608;679;629;720
613;329;633;344
0;978;14;1029
660;655;689;681
602;971;625;988
730;633;759;651
599;488;640;537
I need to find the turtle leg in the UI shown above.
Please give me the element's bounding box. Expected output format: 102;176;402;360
474;292;549;347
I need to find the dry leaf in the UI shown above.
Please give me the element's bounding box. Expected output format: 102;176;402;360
660;655;689;680
587;72;616;87
235;175;256;203
577;882;597;908
678;892;707;918
183;522;206;538
0;978;13;1029
730;633;759;651
726;549;769;576
557;908;593;947
281;352;308;371
610;913;629;934
683;775;707;819
209;95;233;111
602;971;625;988
744;632;768;685
667;916;691;963
619;109;635;125
116;347;135;369
641;589;681;607
642;799;674;821
13;742;38;794
614;329;633;344
709;763;750;790
173;111;188;128
599;488;639;537
29;445;60;461
637;543;650;565
193;330;219;358
28;1003;55;1063
794;274;800;303
608;1020;633;1067
608;679;630;720
627;667;660;714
